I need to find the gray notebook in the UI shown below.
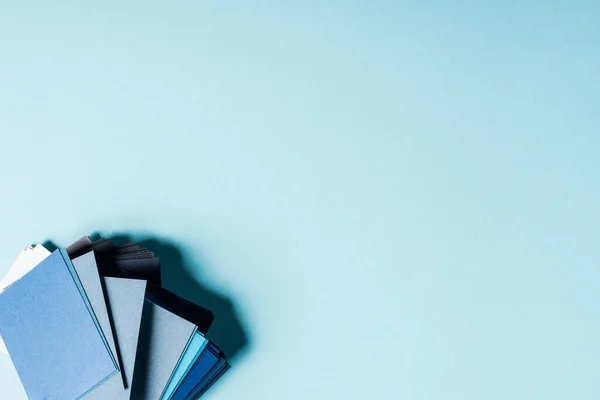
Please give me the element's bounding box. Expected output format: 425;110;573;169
84;277;147;400
72;252;122;386
131;300;197;400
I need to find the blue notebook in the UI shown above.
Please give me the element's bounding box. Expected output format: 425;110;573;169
171;343;222;400
0;250;117;399
190;358;230;400
161;332;208;400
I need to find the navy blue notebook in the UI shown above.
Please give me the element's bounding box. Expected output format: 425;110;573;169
171;343;225;400
0;250;117;399
192;358;230;400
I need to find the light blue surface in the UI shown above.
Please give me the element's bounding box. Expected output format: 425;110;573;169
0;1;599;399
162;333;208;400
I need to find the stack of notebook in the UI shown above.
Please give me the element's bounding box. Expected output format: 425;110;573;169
0;236;229;400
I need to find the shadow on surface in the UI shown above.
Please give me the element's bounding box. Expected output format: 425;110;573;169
92;232;250;363
41;241;58;252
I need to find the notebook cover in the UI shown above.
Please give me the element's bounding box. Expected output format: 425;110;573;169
72;252;122;384
187;358;229;400
192;361;230;400
0;245;52;354
130;299;197;400
61;250;118;370
84;277;147;400
0;245;51;291
0;250;117;399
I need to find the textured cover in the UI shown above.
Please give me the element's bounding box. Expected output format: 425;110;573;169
84;277;147;400
61;250;117;370
0;245;51;291
72;252;122;384
130;300;197;400
0;250;117;399
0;245;52;354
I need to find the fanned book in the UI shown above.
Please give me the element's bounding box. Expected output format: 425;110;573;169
0;236;230;400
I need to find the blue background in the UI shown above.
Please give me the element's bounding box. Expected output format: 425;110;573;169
1;1;599;399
